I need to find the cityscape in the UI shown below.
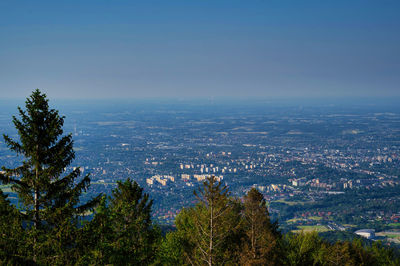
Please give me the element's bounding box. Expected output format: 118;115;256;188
2;99;399;247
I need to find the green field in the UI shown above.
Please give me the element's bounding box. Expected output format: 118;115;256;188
286;216;323;224
286;218;305;223
273;199;307;206
343;224;357;228
308;216;323;221
292;225;331;233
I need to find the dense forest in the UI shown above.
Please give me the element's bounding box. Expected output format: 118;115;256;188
1;90;399;265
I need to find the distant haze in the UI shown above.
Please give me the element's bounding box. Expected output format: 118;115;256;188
0;1;399;99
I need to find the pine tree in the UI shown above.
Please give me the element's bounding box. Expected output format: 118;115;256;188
108;178;159;265
240;188;281;265
0;89;99;263
80;179;159;265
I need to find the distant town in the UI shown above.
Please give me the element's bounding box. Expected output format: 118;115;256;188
1;100;399;247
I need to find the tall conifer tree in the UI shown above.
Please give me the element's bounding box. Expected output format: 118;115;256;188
108;178;158;265
240;188;281;265
77;179;159;265
0;89;99;262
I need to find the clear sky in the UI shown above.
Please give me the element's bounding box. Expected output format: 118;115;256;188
0;0;399;99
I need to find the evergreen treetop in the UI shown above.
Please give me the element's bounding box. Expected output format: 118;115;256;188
0;89;100;263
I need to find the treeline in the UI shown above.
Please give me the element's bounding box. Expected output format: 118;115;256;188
0;90;399;265
155;177;399;265
2;177;399;265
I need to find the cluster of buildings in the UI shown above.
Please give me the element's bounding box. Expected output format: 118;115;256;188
179;162;237;174
146;173;223;187
146;175;175;186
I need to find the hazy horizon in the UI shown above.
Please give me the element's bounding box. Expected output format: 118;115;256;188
1;95;400;112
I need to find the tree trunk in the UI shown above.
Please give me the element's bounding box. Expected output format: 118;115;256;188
33;151;40;262
209;203;213;266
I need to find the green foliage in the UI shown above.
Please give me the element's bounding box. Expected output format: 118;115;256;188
281;232;400;266
1;90;98;225
155;230;187;265
240;188;282;265
190;176;243;265
368;241;400;266
79;179;160;265
109;178;159;264
155;178;400;266
0;90;160;264
284;231;330;265
167;179;283;265
77;195;114;264
0;190;30;264
0;89;99;263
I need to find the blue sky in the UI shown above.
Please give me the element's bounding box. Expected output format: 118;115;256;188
0;1;399;99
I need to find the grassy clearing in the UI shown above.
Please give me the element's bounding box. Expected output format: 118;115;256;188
292;225;331;233
273;199;307;206
343;224;356;228
286;218;304;223
308;216;322;221
286;216;323;224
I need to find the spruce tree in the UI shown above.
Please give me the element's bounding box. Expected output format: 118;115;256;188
78;179;159;265
0;89;99;263
108;178;159;265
